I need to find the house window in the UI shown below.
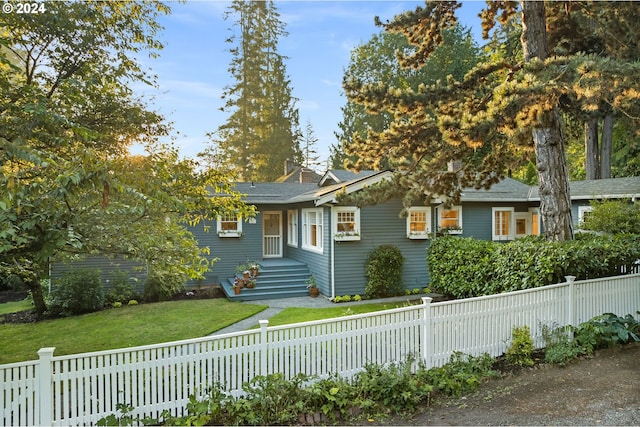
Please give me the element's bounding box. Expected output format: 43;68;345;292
529;208;540;236
333;207;360;240
287;210;298;246
492;207;514;241
407;207;431;239
578;205;593;226
302;208;323;253
217;213;242;237
437;205;462;233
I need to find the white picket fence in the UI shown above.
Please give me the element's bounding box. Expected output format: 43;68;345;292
1;274;639;426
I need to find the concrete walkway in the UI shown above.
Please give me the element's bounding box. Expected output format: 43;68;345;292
211;294;437;335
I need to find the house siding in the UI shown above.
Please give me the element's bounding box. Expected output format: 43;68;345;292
50;255;147;293
286;205;331;295
333;199;430;296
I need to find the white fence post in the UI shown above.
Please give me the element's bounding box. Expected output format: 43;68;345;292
565;275;576;328
259;320;269;376
37;347;55;427
421;297;433;369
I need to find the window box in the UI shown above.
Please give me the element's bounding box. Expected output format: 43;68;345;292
334;231;360;241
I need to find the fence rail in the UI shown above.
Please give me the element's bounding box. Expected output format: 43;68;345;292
1;274;639;426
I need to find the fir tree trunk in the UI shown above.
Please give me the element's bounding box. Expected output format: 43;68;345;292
521;0;574;241
585;118;599;180
600;113;613;179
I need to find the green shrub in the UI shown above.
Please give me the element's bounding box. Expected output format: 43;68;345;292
364;244;405;298
425;352;497;397
574;312;640;354
105;270;140;306
540;322;583;366
427;236;496;298
49;269;104;316
428;234;639;299
143;269;186;302
580;199;640;234
355;358;433;415
505;326;535;367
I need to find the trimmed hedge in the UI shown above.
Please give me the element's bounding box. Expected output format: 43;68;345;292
428;233;640;299
364;244;405;298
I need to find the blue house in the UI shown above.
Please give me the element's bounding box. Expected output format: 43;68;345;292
195;169;640;301
50;167;640;301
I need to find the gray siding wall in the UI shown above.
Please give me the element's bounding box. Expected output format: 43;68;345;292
50;255;147;293
333;199;430;296
459;202;534;240
285;205;331;295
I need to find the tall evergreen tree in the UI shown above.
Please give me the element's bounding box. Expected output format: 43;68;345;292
343;1;640;241
334;26;481;170
203;0;300;182
301;119;321;170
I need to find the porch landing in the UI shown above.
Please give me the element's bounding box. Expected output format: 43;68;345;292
221;258;312;301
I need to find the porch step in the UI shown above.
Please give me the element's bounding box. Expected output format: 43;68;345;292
221;259;312;301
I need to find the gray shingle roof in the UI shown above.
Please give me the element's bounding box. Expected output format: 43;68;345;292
531;177;640;200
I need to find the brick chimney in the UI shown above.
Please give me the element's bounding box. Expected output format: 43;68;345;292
284;159;297;175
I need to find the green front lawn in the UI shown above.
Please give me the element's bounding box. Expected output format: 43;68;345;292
0;299;32;316
0;300;267;365
264;300;419;327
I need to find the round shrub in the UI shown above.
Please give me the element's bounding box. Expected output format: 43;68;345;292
49;269;104;316
364;244;405;298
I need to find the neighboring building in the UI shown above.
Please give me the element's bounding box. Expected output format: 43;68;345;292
51;170;640;301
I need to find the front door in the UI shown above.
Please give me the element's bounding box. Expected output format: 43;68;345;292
262;211;282;258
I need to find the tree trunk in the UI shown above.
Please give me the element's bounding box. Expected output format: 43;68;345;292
521;0;574;241
585;118;599;180
600;113;613;179
24;261;48;319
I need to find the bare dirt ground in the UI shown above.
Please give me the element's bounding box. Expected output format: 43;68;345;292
373;342;640;426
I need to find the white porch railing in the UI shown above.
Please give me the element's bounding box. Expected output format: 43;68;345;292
1;274;639;426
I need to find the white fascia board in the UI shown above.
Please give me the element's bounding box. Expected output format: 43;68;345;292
314;171;393;206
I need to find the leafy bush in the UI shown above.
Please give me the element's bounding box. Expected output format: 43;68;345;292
364;244;405;298
428;233;640;299
580;199;640;234
505;326;535;367
143;269;186;302
105;270;140;306
425;352;497;397
540;321;583;366
427;236;496;298
49;269;104;316
574;312;640;354
355;358;433;415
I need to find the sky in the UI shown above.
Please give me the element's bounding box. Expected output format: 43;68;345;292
135;1;488;169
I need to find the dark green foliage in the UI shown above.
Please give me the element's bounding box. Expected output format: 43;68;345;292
574;312;640;355
425;352;497;397
355;358;433;415
580;199;640;234
49;269;104;316
364;244;405;298
105;270;140;306
143;269;186;302
505;326;535;367
427;236;496;298
428;233;640;299
540;322;584;366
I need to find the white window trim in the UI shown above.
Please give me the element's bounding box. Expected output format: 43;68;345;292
333;206;360;241
437;205;463;234
578;205;593;226
406;207;432;239
492;207;515;241
302;208;324;253
217;213;242;238
287;209;298;247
